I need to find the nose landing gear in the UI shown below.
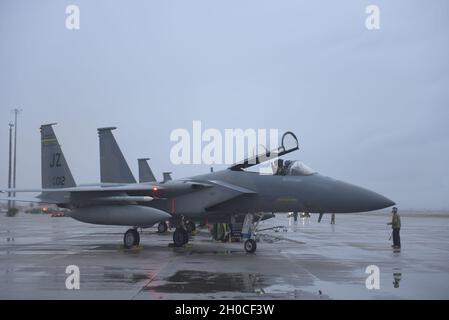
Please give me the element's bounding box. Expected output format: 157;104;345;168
244;238;257;253
242;213;263;253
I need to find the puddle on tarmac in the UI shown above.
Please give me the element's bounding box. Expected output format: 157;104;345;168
145;270;324;298
188;249;241;255
145;270;264;293
102;271;149;283
102;267;151;283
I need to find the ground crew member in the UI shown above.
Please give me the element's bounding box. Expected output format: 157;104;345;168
330;213;335;225
387;207;401;248
293;212;298;222
393;271;402;288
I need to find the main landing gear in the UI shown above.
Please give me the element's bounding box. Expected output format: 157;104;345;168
124;228;140;249
173;228;189;247
171;217;195;247
242;213;263;253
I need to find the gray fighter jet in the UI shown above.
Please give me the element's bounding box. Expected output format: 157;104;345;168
1;124;395;253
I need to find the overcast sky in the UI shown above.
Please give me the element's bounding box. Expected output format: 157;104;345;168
1;0;448;210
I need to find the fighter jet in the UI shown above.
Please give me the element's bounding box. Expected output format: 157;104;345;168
0;123;395;253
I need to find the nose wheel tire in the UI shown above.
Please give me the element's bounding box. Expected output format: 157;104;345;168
173;228;189;247
157;221;168;233
124;229;140;249
244;239;257;253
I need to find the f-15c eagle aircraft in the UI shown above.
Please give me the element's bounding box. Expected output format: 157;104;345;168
1;124;395;253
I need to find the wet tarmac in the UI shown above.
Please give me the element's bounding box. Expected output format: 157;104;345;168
1;212;448;299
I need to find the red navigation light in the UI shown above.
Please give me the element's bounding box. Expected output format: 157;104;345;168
152;187;158;192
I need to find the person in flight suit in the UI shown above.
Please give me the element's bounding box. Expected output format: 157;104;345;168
387;207;401;248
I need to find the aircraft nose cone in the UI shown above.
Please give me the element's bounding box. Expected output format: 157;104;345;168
331;181;395;213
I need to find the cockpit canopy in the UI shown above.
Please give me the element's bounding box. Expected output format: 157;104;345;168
274;160;316;176
285;160;316;176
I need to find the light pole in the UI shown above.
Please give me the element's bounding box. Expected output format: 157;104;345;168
11;108;22;209
8;123;14;211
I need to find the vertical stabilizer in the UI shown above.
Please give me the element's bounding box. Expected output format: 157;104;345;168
162;172;172;183
40;124;76;189
138;158;156;183
98;127;136;184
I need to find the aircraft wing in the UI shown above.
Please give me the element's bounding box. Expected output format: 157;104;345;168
1;185;155;193
0;181;213;198
163;179;257;214
0;195;60;204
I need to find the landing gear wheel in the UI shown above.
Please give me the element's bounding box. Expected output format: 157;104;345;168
185;221;196;234
173;228;189;247
157;221;168;233
124;229;140;249
244;239;257;253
